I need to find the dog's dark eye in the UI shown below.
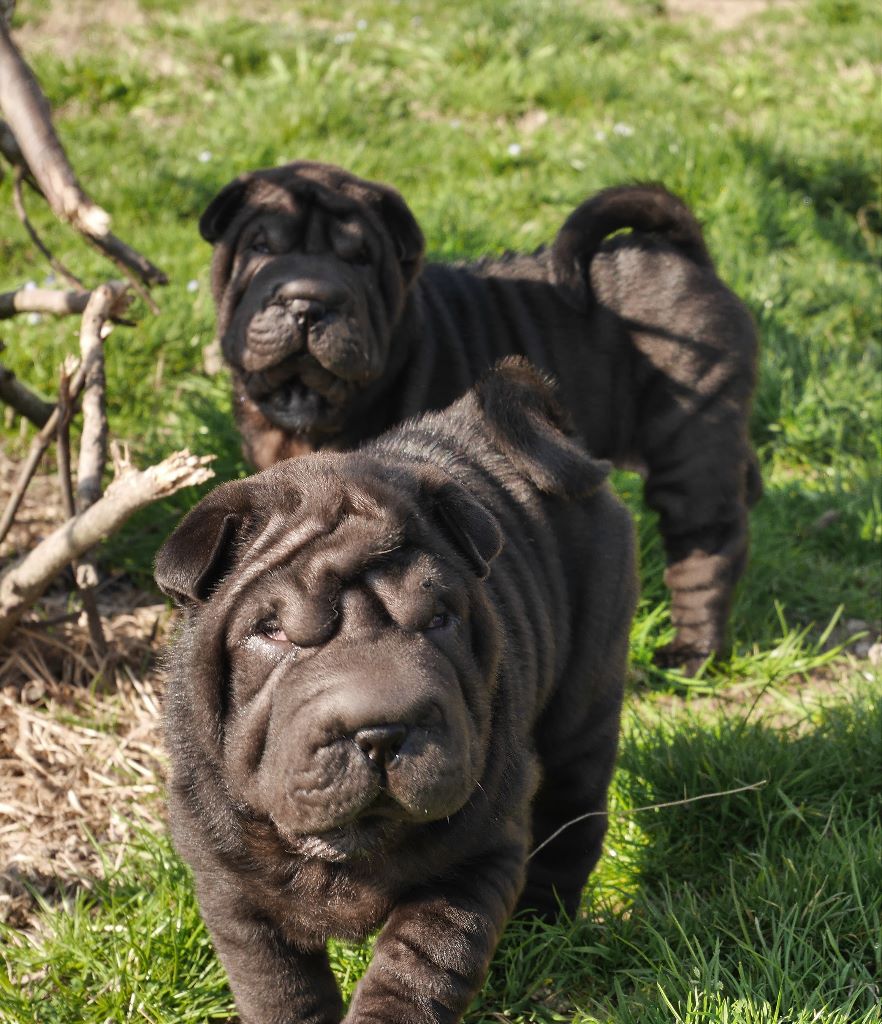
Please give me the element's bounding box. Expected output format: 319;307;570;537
425;612;451;631
249;240;272;255
351;245;371;266
255;618;289;644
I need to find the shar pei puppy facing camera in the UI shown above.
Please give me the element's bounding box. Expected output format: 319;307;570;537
200;160;760;674
155;359;637;1024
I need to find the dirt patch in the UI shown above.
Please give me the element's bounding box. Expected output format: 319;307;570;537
663;0;798;29
14;0;147;61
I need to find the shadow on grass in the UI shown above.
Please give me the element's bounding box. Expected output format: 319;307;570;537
470;688;882;1023
735;135;880;257
2;688;878;1024
615;459;878;686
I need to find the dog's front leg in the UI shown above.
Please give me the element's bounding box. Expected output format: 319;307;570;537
195;888;344;1024
343;840;527;1024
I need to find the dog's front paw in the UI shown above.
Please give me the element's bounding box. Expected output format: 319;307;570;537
653;641;712;677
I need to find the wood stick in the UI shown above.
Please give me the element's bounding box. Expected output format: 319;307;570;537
0;31;168;287
1;285;92;319
0;284;127;546
0;450;215;645
0;23;110;236
0;388;71;548
75;285;112;510
56;361;76;519
55;364;108;660
74;286;114;656
56;360;106;658
12;167;85;289
0;358;53;427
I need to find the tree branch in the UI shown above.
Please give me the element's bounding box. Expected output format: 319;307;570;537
75;284;113;510
0;22;110;236
0;28;168;288
0;350;54;427
1;285;91;319
0;282;129;546
12;166;85;289
0;282;131;320
0;450;215;645
74;285;116;656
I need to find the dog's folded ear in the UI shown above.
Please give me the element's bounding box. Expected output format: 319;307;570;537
475;357;610;498
155;480;253;605
199;176;251;244
362;183;425;287
420;472;503;580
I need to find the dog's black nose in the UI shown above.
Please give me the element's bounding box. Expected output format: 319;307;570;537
353;724;407;768
288;297;327;326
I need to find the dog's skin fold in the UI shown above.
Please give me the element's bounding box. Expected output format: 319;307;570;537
201;161;760;672
156;359;637;1024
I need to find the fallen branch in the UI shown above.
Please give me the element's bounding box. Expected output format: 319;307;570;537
55;360;76;519
0;348;53;427
0;377;77;548
12;167;85;289
75;285;113;510
0;27;167;288
0;285;96;319
55;359;105;658
0;22;110;236
74;286;114;655
0;282;129;547
0;449;215;646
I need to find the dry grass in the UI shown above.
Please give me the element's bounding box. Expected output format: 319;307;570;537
0;600;170;930
0;454;172;930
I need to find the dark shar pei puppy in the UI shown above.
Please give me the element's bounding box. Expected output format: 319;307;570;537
200;161;759;673
155;359;637;1024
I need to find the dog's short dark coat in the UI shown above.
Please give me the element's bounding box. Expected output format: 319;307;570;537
200;161;760;671
156;359;637;1024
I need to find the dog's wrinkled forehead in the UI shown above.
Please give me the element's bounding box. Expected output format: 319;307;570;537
227;467;448;646
235;178;369;243
254;464;412;568
258;467;434;587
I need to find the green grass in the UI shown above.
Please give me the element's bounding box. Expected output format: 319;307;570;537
2;679;879;1023
1;0;880;1021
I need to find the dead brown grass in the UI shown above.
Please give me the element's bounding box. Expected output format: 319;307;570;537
0;595;171;929
0;447;173;928
0;588;172;930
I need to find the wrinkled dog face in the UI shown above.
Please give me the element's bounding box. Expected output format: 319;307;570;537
200;162;425;440
158;459;502;862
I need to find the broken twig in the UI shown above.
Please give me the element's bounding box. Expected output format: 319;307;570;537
11;167;85;289
0;450;215;645
0;281;134;548
0;25;167;288
0;347;53;427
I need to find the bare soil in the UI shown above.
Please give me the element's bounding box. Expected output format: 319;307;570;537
664;0;797;30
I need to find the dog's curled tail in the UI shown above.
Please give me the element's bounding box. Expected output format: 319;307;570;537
551;184;714;305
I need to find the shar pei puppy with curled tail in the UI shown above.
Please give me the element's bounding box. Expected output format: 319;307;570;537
155;359;637;1024
199;160;760;673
